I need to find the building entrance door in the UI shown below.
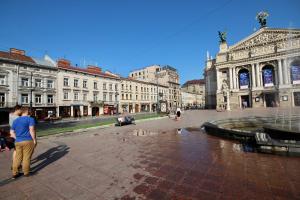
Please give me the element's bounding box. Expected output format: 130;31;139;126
241;95;250;108
265;93;276;107
294;92;300;106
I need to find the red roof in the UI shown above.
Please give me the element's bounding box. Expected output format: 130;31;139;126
57;59;118;79
0;51;35;63
183;79;205;86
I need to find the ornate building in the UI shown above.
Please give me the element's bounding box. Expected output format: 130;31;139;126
205;15;300;110
216;28;300;109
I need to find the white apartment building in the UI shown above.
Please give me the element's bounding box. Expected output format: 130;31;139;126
0;48;57;123
119;78;168;113
57;59;120;117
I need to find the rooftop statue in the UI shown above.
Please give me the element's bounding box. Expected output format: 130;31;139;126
218;31;227;43
256;11;269;28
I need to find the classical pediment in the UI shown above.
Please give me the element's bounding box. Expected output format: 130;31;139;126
229;28;300;51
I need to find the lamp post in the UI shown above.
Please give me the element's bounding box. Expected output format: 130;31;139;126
115;92;119;115
155;71;159;113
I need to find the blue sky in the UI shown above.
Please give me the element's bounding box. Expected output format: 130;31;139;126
1;0;300;84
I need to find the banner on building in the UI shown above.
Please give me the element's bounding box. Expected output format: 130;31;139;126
263;69;274;87
291;66;300;84
239;72;249;89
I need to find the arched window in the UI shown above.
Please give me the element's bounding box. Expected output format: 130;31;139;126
290;60;300;84
238;68;250;89
262;65;275;87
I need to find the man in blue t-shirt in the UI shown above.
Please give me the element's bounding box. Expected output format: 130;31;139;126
10;107;37;178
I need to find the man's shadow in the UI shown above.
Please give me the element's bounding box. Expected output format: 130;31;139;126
0;144;69;186
30;144;70;174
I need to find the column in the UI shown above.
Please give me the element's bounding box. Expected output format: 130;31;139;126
283;59;288;85
256;63;262;87
278;59;283;85
251;64;256;88
233;67;236;89
216;69;220;91
285;59;291;84
229;68;233;89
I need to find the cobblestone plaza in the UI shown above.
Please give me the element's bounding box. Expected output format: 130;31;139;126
1;109;299;200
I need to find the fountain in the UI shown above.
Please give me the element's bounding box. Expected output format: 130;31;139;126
202;115;300;155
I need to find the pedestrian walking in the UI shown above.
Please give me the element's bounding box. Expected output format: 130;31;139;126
9;105;22;165
10;107;37;178
176;107;181;121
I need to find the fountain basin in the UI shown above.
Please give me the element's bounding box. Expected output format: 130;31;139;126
202;116;300;155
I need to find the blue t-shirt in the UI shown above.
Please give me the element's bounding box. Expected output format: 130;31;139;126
12;116;36;142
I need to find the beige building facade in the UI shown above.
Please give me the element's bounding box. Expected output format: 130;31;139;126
181;79;205;108
119;78;168;113
57;59;120;117
206;27;300;110
129;65;181;110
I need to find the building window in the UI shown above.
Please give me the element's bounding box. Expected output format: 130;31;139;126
103;83;107;90
47;95;53;104
109;84;112;90
63;92;69;100
21;78;29;87
63;78;69;86
103;93;107;101
47;80;54;88
121;84;124;90
83;93;87;101
291;60;300;84
0;75;5;85
115;84;118;91
122;94;124;100
136;86;138;91
115;94;118;101
74;93;79;100
74;79;79;87
126;94;128;100
35;79;42;88
93;93;98;102
136;95;138;100
21;94;28;104
130;94;132;100
35;94;42;104
83;80;87;88
94;82;98;89
109;93;112;101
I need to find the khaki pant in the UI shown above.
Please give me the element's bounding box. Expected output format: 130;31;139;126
12;141;35;176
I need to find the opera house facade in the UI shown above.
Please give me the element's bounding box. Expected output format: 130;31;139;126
205;26;300;110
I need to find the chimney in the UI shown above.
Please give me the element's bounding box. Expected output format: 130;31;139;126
10;48;25;55
57;59;71;68
87;65;102;74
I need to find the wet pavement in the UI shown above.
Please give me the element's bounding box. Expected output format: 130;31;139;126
0;109;300;200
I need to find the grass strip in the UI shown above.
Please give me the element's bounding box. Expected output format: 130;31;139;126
38;113;165;137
